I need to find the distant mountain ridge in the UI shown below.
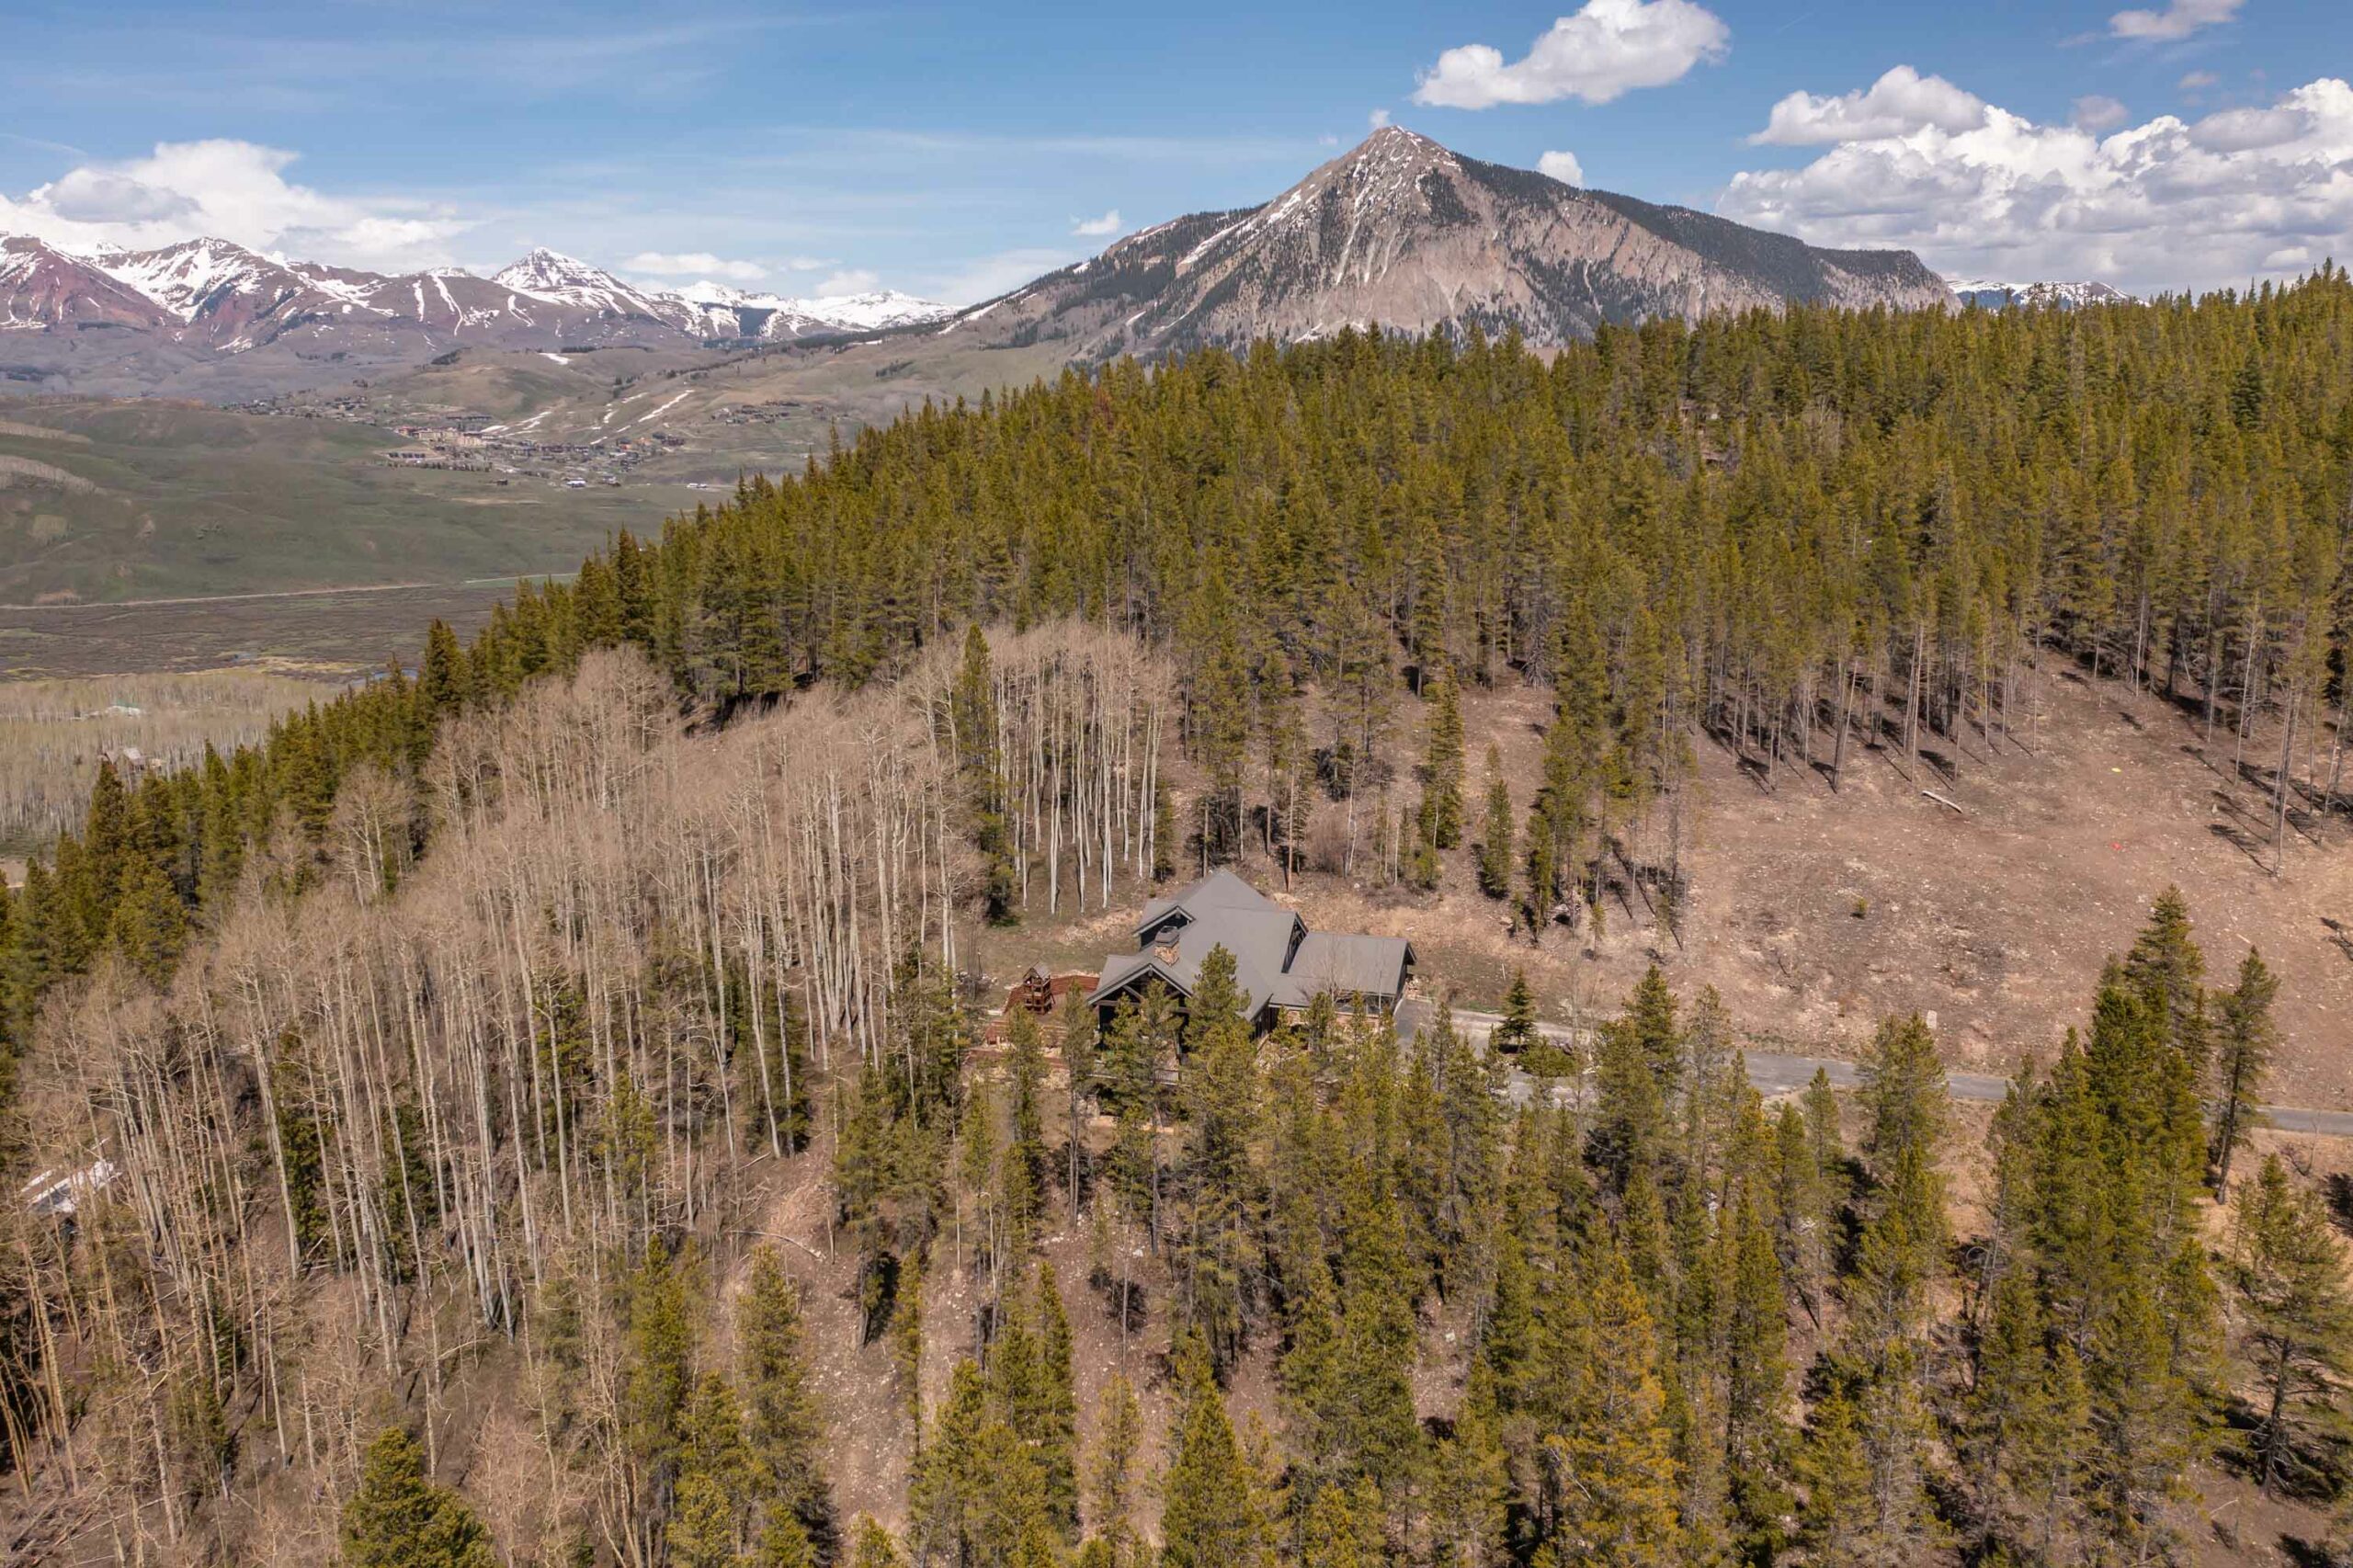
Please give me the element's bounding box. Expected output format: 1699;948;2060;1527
927;128;1951;360
1948;278;2137;310
0;234;953;356
5;129;1955;401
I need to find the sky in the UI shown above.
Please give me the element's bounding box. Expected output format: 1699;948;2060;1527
1;0;2347;303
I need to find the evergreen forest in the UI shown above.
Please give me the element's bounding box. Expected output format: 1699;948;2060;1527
3;274;2353;1566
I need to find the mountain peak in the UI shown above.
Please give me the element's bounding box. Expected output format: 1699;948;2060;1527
946;137;1949;361
1333;124;1457;176
492;247;622;295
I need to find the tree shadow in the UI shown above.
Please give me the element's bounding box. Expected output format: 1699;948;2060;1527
2209;820;2272;873
2323;1170;2353;1236
2279;1534;2335;1568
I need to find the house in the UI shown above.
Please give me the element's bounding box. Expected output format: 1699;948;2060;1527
1085;869;1415;1035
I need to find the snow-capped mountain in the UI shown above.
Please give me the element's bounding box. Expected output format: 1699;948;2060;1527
0;234;953;363
0;235;167;331
786;290;951;332
669;279;951;338
491;248;680;320
1948;278;2137;310
930;127;1951;362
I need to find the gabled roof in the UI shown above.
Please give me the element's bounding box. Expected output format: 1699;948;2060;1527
1089;903;1300;1019
1087;870;1414;1023
1132;867;1281;940
1275;932;1415;1008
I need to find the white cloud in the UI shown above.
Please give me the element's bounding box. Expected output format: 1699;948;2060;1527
1751;65;1985;145
626;250;767;281
0;139;471;271
2110;0;2241;41
779;255;838;272
1370;108;1392;130
1719;74;2353;296
1539;150;1586;186
1413;0;1729;110
2179;70;2219;90
810;268;880;297
1071;209;1122;237
2072;95;2130;131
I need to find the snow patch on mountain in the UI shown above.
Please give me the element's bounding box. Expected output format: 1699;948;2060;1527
1948;278;2137;309
492;248;670;318
87;238;282;324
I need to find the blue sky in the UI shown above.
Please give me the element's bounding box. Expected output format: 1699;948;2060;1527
2;0;2347;301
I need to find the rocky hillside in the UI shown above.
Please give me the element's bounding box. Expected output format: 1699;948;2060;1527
928;127;1951;359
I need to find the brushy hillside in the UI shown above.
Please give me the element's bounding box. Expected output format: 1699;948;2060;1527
0;639;2342;1568
2;276;2353;1564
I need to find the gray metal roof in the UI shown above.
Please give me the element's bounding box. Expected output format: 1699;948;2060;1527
1131;868;1279;939
1087;871;1412;1021
1278;932;1414;1006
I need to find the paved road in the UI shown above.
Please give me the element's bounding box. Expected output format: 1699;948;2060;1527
1404;1001;2353;1140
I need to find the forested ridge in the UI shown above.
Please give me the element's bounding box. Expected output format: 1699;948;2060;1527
11;267;2353;1045
0;276;2351;1565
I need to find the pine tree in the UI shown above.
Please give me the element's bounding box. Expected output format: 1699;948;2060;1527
1004;1263;1082;1537
624;1240;699;1515
1086;1373;1142;1560
1771;1100;1831;1326
909;1359;987;1562
1178;946;1260;1369
1521;818;1556;940
1538;1235;1684;1567
1298;1478;1387;1568
2229;1154;2353;1493
1424;674;1467;849
420;619;470;718
847;1516;910;1568
1160;1342;1270;1568
1006;1007;1051;1236
755;1512;819;1568
107;854;187;984
1432;1361;1509;1568
1857;1012;1947;1188
1188;576;1256;864
1475;751;1514;900
2209;948;2279;1193
1722;1183;1790;1541
1492;970;1539;1056
951;623;1017;922
340;1427;497;1568
740;1245;834;1551
1966;1272;2089;1562
1590;968;1677;1192
1795;1391;1873;1568
670;1374;756;1568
